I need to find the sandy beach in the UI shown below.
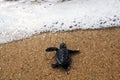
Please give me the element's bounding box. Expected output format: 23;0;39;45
0;28;120;80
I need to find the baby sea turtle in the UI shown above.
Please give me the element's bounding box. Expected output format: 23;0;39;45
45;43;79;70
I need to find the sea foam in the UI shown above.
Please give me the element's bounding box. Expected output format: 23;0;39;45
0;0;120;44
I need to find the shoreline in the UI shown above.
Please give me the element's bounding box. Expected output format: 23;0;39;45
0;27;120;46
0;27;120;80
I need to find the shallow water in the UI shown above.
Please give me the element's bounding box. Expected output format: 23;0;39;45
0;0;120;44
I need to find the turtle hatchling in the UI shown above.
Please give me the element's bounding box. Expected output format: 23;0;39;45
45;43;80;70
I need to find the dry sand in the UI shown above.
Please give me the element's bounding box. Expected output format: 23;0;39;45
0;28;120;80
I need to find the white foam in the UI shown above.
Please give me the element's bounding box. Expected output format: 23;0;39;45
0;0;120;44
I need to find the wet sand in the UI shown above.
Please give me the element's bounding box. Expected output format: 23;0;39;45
0;28;120;80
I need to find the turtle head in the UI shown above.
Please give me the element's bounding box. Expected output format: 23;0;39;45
60;43;67;49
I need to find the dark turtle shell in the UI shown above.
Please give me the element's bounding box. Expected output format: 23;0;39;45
56;48;71;69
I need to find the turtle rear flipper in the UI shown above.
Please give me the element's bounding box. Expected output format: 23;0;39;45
51;63;59;68
68;50;80;55
46;47;58;51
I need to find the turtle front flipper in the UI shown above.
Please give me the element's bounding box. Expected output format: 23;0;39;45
46;47;58;52
68;50;80;55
